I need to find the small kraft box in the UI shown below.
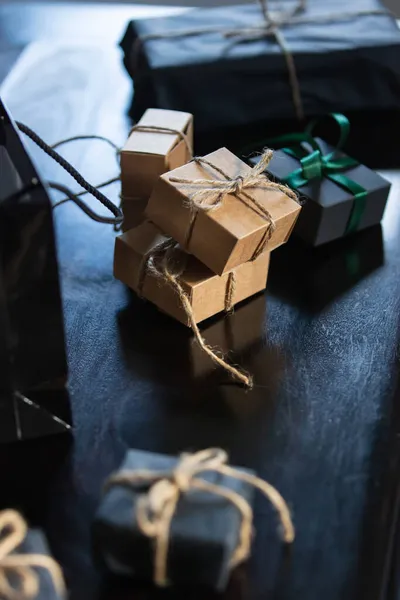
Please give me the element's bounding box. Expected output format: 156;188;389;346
120;108;193;230
93;448;293;591
114;221;270;325
251;115;391;246
0;510;66;599
146;147;300;275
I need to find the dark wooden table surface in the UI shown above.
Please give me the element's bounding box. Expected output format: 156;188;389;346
1;3;400;600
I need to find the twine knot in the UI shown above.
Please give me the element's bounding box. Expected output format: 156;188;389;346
170;149;298;259
231;175;245;196
0;510;65;600
106;448;294;588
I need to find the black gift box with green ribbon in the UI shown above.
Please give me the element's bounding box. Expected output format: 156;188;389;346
250;114;391;246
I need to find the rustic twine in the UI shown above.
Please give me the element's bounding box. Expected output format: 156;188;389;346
169;149;298;258
132;0;391;122
105;448;294;587
118;123;194;231
137;238;252;388
127;124;193;160
0;510;66;600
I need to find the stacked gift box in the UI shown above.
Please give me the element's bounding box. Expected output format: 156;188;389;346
114;108;302;386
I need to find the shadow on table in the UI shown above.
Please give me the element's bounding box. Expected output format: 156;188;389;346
96;541;293;600
117;291;286;420
0;421;72;524
268;225;384;314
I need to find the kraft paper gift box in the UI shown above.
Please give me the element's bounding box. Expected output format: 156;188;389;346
120;0;400;160
0;99;71;444
250;137;391;246
146;148;300;275
114;221;270;325
120;197;148;233
93;449;256;591
120;108;193;231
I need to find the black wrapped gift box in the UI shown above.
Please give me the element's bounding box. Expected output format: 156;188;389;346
120;0;400;163
0;99;71;443
93;449;255;591
16;529;65;600
250;138;391;246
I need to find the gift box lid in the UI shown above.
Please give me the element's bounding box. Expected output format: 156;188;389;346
263;138;391;207
123;108;192;157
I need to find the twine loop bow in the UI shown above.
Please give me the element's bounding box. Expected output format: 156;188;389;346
106;448;294;587
268;113;368;234
169;149;298;260
0;510;65;600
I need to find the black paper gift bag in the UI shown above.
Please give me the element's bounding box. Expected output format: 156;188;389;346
0;99;71;443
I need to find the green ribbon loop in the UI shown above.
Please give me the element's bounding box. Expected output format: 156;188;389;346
268;113;367;235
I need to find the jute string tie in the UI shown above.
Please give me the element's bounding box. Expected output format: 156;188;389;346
105;448;294;587
133;0;391;121
169;149;298;259
0;510;66;600
119;124;194;216
127;124;193;161
137;237;249;386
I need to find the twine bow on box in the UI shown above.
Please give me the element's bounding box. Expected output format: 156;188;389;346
268;113;368;234
0;510;65;600
105;448;294;587
169;149;298;259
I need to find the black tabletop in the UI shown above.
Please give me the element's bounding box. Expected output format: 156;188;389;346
0;4;400;600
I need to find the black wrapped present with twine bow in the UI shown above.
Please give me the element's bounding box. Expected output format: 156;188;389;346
120;0;400;159
0;510;66;599
93;448;294;591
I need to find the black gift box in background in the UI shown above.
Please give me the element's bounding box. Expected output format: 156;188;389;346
0;99;71;443
121;0;400;165
93;449;255;591
250;139;391;246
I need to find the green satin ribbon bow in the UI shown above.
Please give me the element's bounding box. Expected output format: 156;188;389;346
269;113;367;234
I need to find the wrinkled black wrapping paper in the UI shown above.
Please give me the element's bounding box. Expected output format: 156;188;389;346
251;138;391;246
0;99;70;443
121;0;400;163
16;529;64;600
93;449;255;591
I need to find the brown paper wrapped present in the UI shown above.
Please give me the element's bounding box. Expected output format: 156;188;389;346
120;108;193;205
120;197;148;232
114;221;271;388
146;147;300;275
114;221;270;326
